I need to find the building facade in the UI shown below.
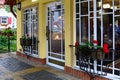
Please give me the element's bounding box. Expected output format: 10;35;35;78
17;0;120;80
0;8;16;29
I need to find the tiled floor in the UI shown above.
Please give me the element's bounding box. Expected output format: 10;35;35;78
0;53;81;80
0;58;33;72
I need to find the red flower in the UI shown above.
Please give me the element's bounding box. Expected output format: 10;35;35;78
103;43;109;54
93;40;98;44
75;41;79;47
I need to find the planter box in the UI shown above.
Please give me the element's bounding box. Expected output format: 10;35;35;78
75;46;92;59
20;38;32;46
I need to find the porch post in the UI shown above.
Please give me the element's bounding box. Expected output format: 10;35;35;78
64;0;74;67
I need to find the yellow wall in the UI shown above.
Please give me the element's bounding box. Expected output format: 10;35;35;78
17;0;75;67
17;10;22;51
64;0;75;67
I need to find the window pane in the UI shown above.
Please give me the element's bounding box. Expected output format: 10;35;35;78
81;16;88;42
76;3;79;13
81;2;88;15
76;20;79;41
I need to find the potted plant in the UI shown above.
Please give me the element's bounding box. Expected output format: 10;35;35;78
20;34;32;46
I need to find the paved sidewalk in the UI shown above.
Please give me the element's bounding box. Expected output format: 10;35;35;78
0;52;81;80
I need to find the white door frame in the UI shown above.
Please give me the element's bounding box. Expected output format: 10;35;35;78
46;2;65;70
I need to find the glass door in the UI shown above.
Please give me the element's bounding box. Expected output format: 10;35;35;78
46;2;65;69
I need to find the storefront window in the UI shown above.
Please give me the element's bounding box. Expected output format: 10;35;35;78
75;0;120;78
23;6;38;56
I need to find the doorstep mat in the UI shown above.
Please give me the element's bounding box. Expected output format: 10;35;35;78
22;70;67;80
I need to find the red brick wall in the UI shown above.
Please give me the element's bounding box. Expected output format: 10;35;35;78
65;66;108;80
16;51;46;64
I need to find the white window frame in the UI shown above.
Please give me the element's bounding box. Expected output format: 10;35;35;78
23;6;38;57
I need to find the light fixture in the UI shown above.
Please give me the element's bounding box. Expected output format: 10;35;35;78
103;4;110;9
17;1;21;11
32;0;37;2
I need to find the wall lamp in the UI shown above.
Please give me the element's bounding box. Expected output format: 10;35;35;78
17;1;21;11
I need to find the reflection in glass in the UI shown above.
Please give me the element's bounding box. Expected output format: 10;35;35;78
23;7;38;55
48;5;64;55
81;2;88;15
81;16;88;42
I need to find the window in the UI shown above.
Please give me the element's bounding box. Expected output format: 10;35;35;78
23;6;38;56
75;0;120;79
1;16;8;25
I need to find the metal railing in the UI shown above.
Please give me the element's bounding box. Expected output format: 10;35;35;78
75;48;120;79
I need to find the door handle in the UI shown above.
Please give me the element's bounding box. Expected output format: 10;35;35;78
46;26;50;40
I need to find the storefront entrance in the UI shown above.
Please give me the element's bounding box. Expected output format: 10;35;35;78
46;2;65;69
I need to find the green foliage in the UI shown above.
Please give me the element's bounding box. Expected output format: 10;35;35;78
0;35;16;53
0;28;16;53
1;28;14;36
1;5;16;13
77;41;102;50
4;5;10;13
13;5;17;13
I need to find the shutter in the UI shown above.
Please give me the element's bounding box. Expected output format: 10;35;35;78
8;17;12;24
0;17;1;24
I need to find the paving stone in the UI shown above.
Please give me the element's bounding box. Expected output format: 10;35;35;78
22;70;67;80
0;58;33;72
0;70;3;75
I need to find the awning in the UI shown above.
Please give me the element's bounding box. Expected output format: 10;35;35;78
5;0;16;5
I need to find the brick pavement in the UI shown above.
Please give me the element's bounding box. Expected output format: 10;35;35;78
0;53;81;80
